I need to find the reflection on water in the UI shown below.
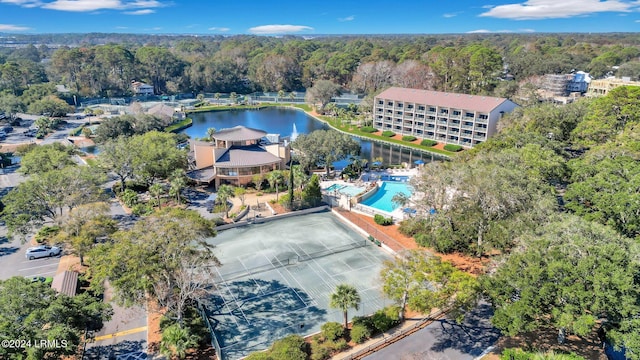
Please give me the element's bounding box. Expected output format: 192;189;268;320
183;108;445;168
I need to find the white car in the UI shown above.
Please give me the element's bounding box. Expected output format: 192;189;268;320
25;245;61;260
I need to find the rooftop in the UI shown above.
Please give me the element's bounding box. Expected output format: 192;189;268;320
212;126;267;142
376;87;511;113
215;145;282;168
51;271;78;297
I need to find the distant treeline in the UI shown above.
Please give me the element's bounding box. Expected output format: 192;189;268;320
1;33;640;100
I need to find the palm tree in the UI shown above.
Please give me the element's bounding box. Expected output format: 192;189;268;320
206;127;216;141
160;324;198;359
149;183;164;209
292;165;308;191
277;89;285;103
289;91;296;102
216;184;235;218
267;170;285;201
214;92;221;105
170;169;186;203
229;92;237;104
330;284;361;329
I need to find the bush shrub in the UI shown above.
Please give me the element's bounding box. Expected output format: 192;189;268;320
310;342;331;360
330;339;349;352
398;218;428;236
420;139;437;147
500;349;586;360
35;225;61;243
350;324;371;344
321;322;344;342
360;126;377;133
443;144;463;152
120;189;138;208
132;203;153;216
381;130;395;137
374;214;393;226
402;135;417;142
269;334;308;360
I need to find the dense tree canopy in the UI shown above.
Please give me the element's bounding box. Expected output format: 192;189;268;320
88;208;218;324
292;129;360;176
0;277;112;360
483;216;640;354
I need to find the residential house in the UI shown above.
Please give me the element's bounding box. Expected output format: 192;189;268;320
131;81;154;96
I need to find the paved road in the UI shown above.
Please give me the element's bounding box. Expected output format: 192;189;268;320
84;282;148;360
364;302;500;360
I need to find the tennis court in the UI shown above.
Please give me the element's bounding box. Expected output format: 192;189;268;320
200;211;393;360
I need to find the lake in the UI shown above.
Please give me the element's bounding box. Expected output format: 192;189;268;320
183;107;444;169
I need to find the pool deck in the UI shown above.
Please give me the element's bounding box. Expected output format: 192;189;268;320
322;168;418;220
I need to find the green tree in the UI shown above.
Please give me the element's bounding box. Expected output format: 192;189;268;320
99;136;137;192
302;174;322;208
27;95;73;117
2;166;107;240
329;284;361;329
381;250;479;322
267;170;285;201
55;202;116;265
160;323;199;359
170;169;187;203
305;80;341;111
89;208;218;324
234;186;247;206
0;93;25;121
572;86;640;146
17;143;77;175
483;215;640;348
214;92;220;104
0;277;112;360
206;127;216;141
216;184;234;218
94;115;135;142
292;129;360;177
149;183;164;209
130;131;187;185
564;142;640;238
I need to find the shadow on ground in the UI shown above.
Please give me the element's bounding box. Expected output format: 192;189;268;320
429;302;501;356
202;278;327;360
84;340;147;360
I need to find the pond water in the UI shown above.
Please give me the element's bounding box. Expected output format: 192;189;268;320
182;107;444;169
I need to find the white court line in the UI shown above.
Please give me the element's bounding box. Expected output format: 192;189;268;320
20;258;59;264
18;263;59;271
27;270;57;277
214;266;250;324
268;254;310;308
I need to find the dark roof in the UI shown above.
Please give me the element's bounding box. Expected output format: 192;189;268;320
212;126;267;142
51;271;78;297
376;87;511;113
186;167;216;183
214;145;282;168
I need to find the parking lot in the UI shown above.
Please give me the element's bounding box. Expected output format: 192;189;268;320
0;227;62;281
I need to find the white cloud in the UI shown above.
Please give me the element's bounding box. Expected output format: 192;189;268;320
0;23;31;31
467;29;532;33
480;0;639;20
208;27;230;32
248;24;314;35
443;12;459;18
115;26;128;29
124;9;154;15
1;0;167;12
338;15;355;22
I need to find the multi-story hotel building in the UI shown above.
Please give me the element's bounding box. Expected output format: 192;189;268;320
373;87;518;147
585;77;640;97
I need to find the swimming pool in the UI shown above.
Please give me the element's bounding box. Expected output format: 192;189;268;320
360;181;412;213
324;184;366;197
380;175;409;182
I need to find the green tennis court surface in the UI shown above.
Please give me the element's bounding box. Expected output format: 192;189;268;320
201;211;393;359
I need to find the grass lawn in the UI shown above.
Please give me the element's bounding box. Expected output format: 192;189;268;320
165;117;193;132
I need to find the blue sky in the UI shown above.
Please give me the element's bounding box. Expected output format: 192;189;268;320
1;0;639;34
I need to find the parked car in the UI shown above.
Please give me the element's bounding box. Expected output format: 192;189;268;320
27;276;53;284
25;245;61;260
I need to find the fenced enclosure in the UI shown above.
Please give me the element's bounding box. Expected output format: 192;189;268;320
201;211;393;360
